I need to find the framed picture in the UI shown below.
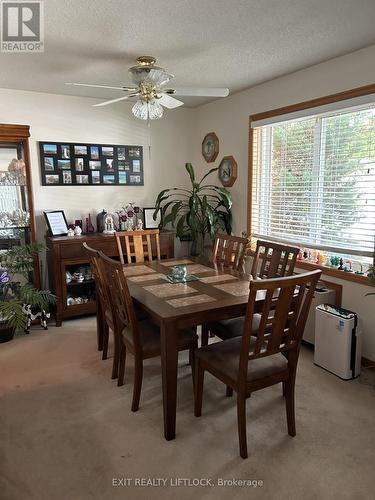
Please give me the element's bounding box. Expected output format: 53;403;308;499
202;132;219;163
143;207;161;229
39;141;144;186
218;155;237;187
43;210;69;236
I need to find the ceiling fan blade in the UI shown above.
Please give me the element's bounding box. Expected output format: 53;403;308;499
93;93;140;107
172;87;229;97
66;82;137;92
157;93;184;109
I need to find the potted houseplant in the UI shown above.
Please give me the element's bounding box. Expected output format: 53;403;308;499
0;242;55;343
154;163;232;256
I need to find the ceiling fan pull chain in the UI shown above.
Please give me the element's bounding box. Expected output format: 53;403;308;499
147;119;152;160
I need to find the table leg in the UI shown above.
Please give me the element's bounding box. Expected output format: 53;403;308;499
160;322;178;440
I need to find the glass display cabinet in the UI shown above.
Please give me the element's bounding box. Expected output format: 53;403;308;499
0;124;39;287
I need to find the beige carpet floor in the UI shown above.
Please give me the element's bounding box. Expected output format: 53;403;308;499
0;317;374;500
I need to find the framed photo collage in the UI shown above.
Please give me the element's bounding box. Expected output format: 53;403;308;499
39;141;144;186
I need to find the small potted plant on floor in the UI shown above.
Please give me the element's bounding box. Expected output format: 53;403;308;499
154;163;233;256
0;242;55;343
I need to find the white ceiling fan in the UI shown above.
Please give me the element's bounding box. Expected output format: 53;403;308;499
66;55;229;121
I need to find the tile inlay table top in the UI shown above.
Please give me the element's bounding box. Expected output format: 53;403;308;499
200;274;239;284
167;294;216;308
124;258;264;442
214;280;251;296
123;265;156;276
143;283;197;298
127;273;165;282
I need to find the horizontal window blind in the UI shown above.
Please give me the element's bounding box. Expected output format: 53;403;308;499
251;104;375;258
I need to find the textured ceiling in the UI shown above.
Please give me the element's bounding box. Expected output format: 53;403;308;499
1;0;375;107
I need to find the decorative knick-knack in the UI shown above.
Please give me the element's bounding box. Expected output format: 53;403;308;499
67;228;75;237
103;213;116;234
74;225;82;236
86;214;95;233
97;209;107;233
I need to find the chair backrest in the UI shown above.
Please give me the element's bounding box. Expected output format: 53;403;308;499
97;251;141;353
212;233;248;271
239;270;321;382
251;240;299;279
82;242;108;309
115;229;161;264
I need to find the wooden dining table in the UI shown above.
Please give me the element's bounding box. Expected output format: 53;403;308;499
125;257;259;441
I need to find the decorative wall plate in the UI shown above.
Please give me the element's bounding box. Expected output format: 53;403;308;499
202;132;219;163
218;155;237;187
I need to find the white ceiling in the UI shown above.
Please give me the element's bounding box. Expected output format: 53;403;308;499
1;0;375;107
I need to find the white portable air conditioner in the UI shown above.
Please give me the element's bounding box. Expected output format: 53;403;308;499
314;304;362;380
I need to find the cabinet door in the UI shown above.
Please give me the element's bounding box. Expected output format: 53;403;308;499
0;135;38;286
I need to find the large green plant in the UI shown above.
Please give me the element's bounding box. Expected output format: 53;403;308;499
0;242;55;332
154;163;232;255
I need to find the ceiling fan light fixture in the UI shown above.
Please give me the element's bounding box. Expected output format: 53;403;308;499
132;99;163;121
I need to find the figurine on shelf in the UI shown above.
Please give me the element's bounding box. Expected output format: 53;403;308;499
97;210;107;233
8;158;26;184
338;257;344;270
103;213;116;234
67;228;75;237
86;214;95;233
136;218;143;230
74;225;82;236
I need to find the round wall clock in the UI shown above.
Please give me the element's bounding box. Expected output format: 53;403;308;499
202;132;219;163
218;156;237;187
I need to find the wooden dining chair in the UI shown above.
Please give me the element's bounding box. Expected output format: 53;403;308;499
115;229;161;264
194;269;321;458
212;233;248;271
98;251;198;411
201;239;300;346
83;242;115;365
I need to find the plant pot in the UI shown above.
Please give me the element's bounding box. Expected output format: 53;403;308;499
0;322;15;343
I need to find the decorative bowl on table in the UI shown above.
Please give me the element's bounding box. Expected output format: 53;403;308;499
164;265;199;283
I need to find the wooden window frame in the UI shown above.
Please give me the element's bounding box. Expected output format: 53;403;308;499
247;83;375;286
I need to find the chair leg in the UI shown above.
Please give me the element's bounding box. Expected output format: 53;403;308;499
117;344;126;387
226;386;233;397
102;321;109;360
201;324;209;347
237;393;248;459
284;377;296;437
96;304;104;352
189;345;196;386
111;333;120;380
131;358;143;412
194;359;204;417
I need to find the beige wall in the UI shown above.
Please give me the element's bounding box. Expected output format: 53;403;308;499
0;88;194;243
192;45;375;361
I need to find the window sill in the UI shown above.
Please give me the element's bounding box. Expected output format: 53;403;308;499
294;260;371;286
247;251;373;286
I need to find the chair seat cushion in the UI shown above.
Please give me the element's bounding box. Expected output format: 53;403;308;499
122;320;197;356
209;314;261;340
196;336;288;383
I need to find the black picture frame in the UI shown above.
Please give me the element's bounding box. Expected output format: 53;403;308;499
143;207;161;229
39;141;144;186
43;210;69;236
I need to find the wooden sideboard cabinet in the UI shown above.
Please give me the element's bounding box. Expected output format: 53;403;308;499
46;231;175;326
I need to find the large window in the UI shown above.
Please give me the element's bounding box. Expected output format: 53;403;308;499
250;101;375;263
